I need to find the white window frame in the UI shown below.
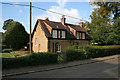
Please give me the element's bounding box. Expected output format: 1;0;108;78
52;30;57;38
57;44;61;53
61;31;65;39
38;44;40;52
80;33;82;39
76;32;80;39
82;33;85;39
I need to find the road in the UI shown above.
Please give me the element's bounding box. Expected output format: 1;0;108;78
7;56;118;78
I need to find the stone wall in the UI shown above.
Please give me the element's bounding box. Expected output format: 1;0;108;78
32;23;48;53
48;39;90;53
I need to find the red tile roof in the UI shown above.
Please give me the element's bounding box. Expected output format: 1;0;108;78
32;19;92;40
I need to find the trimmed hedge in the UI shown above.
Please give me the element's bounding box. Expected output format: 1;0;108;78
2;52;58;69
83;46;120;58
66;45;120;62
66;49;86;62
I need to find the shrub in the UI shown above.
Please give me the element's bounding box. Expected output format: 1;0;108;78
66;49;86;62
83;45;120;58
2;45;9;49
23;51;30;54
66;45;120;62
2;48;13;53
2;52;58;69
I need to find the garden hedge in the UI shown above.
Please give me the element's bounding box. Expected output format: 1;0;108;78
66;45;120;62
2;52;58;69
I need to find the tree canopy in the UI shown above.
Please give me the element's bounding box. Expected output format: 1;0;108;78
89;1;120;45
3;19;14;30
2;21;29;50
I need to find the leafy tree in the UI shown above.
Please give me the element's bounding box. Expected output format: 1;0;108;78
107;19;120;45
89;1;120;45
3;19;14;30
2;21;29;50
83;22;91;33
90;1;120;20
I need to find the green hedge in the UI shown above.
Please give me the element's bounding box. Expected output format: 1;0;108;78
2;48;13;53
66;45;120;62
66;49;86;62
83;46;120;58
2;52;58;69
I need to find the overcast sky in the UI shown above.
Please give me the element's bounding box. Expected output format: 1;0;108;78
0;0;94;33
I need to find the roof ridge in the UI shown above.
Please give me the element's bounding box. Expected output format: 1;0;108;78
38;19;61;24
65;23;80;26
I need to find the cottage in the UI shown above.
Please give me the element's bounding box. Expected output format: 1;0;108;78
32;16;92;53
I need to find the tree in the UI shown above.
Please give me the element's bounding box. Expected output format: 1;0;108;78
89;1;120;45
107;19;120;45
83;21;91;33
2;21;29;50
90;1;120;21
3;19;14;30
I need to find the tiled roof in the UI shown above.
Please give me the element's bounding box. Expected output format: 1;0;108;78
32;19;92;40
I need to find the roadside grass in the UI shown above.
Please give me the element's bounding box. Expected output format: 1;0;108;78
0;53;15;58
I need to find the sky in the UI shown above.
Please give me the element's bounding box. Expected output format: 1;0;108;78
0;0;94;33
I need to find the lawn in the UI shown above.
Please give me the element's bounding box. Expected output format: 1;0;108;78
0;53;15;58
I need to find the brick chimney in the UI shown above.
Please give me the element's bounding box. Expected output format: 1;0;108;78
79;19;83;27
61;15;66;25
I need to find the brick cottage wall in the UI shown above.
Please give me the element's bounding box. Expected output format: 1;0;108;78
32;23;48;53
48;39;90;53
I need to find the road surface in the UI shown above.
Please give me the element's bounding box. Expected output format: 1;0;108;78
6;56;119;78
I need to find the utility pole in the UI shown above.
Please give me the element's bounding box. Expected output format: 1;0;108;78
29;2;32;54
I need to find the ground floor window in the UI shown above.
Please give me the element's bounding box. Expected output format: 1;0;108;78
38;44;40;52
56;44;61;53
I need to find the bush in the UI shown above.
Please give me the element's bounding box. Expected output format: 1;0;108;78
2;45;9;49
2;52;58;69
2;48;13;53
23;51;30;54
66;45;120;62
66;49;86;62
83;45;120;58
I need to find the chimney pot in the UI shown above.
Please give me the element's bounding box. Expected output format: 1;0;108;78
79;19;83;27
61;15;66;25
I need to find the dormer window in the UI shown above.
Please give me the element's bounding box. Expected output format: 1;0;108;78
76;32;85;39
61;31;65;38
82;33;85;39
52;30;57;38
52;29;66;39
76;32;80;39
